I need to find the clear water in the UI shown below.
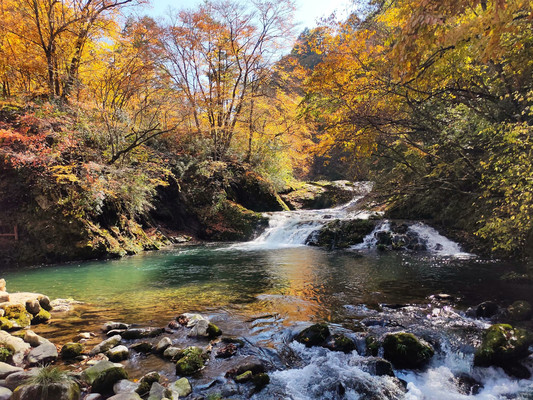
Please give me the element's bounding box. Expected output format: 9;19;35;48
2;211;533;398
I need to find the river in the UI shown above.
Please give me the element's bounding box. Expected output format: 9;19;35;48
2;196;533;399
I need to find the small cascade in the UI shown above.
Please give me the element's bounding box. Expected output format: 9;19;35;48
233;196;376;250
353;221;473;258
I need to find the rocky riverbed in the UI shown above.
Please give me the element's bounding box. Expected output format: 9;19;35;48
0;276;533;400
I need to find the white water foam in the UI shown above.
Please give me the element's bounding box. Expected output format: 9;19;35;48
352;221;474;258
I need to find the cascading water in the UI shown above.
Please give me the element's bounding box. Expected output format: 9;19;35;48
234;181;470;257
232;182;376;250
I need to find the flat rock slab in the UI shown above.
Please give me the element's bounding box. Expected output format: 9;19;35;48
27;342;58;366
0;362;23;379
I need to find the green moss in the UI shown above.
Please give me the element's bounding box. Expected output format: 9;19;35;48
3;304;32;329
175;346;205;376
32;308;51;324
0;344;13;362
0;317;14;331
332;334;356;353
234;370;252;383
365;335;380;357
207;323;222;338
474;324;533;367
60;343;83;359
383;332;434;369
295;323;330;347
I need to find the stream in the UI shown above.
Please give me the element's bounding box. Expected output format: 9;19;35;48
2;192;533;399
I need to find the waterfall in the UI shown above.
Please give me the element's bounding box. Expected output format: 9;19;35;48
232;182;376;250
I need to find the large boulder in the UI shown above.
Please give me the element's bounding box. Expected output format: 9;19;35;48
4;370;38;390
12;382;80;400
27;341;58;366
81;360;128;393
383;332;434;369
175;347;205;376
474;324;533;368
294;323;330;347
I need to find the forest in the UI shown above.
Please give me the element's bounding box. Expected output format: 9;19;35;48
1;1;533;400
0;0;532;260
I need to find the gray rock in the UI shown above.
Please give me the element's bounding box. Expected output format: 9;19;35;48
27;341;58;366
90;335;122;356
23;330;49;347
0;386;12;400
155;337;172;353
0;361;23;378
103;322;130;332
0;331;30;365
107;345;129;362
25;299;41;315
170;377;192;398
84;394;103;400
113;379;139;394
5;370;38;390
130;342;153;353
108;393;142;400
163;346;182;360
122;328;164;340
38;296;52;311
147;382;171;400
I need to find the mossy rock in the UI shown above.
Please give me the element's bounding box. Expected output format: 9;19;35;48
0;344;13;362
12;381;80;400
61;342;84;359
235;370;252;383
252;373;270;390
32;308;51;324
0;317;14;331
383;332;434;369
507;301;532;322
295;323;330;347
207;323;222;338
208;201;268;241
308;219;376;249
81;360;128;393
366;336;381;357
3;304;32;329
330;334;356;353
175;346;205;376
474;324;533;367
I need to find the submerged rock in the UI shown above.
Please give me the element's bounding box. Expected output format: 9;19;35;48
474;324;533;369
216;343;238;358
295;323;330;347
383;332;434;369
103;322;130;332
175;347;205;376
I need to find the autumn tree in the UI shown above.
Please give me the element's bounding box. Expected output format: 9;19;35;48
160;0;296;161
